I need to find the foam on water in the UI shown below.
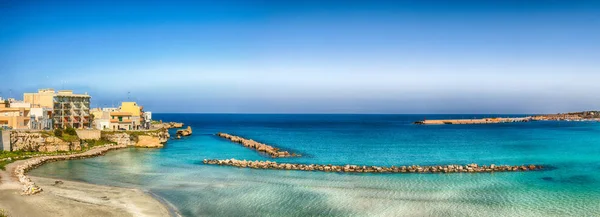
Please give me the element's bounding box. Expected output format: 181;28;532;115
30;114;600;216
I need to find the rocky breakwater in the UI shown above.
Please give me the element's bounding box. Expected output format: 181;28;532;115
175;126;193;139
14;144;128;195
204;159;543;174
10;131;85;152
216;133;300;158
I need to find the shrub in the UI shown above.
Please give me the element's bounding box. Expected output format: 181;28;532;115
54;129;63;137
65;127;77;136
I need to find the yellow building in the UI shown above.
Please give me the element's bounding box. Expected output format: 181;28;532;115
119;102;142;130
119;102;141;117
23;88;55;108
0;105;31;130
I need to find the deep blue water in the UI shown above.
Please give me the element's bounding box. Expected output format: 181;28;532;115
31;114;600;216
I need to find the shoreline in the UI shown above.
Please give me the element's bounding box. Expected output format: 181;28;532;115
0;145;174;217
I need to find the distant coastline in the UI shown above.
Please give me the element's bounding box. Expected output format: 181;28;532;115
414;111;600;125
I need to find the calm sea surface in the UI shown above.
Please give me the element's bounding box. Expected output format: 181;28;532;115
30;114;600;216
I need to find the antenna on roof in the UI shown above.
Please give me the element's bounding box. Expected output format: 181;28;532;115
127;91;131;101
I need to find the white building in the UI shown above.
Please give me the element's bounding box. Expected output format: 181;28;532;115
93;111;111;130
30;108;53;130
142;111;152;129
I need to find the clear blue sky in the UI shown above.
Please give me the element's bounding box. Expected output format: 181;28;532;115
1;0;599;113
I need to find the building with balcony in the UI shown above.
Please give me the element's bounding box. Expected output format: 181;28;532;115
24;89;91;129
109;112;133;130
119;102;142;130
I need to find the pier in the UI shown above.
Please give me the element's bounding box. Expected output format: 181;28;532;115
203;158;542;174
216;133;300;158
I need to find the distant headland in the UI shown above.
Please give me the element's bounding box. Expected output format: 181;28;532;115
414;111;600;125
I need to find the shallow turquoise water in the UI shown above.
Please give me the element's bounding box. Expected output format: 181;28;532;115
30;114;600;216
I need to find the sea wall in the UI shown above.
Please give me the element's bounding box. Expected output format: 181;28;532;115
75;129;101;140
1;130;10;151
9;131;85;152
204;158;542;174
216;133;299;158
15;144;128;195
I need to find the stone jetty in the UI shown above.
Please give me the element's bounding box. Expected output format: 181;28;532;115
14;144;128;195
203;158;542;174
216;133;299;158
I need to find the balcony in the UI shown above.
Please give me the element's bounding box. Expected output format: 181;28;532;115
110;119;132;123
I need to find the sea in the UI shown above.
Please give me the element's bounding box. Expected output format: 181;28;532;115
29;114;600;216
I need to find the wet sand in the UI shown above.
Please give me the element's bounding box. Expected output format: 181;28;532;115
0;155;172;217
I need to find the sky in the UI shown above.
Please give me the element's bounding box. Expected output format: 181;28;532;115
1;0;599;113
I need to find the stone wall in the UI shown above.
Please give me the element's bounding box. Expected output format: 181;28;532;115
75;129;101;140
101;129;170;147
1;130;11;151
101;132;135;146
9;131;85;152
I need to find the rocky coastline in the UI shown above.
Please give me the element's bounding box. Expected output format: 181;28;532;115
15;144;128;195
175;126;192;139
203;158;543;174
152;122;184;129
216;133;300;158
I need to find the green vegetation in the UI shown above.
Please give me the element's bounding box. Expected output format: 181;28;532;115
65;127;77;136
84;139;115;147
54;129;63;137
0;139;115;170
0;208;8;217
0;150;38;170
60;134;79;142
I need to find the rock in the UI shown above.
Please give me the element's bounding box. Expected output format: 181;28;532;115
201;158;542;175
216;133;299;158
135;135;164;148
176;126;193;137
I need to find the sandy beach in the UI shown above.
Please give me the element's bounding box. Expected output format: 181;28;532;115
0;154;172;217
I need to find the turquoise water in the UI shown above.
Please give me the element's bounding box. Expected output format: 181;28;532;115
30;114;600;216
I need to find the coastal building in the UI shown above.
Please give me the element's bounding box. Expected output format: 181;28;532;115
109;111;133;130
24;89;91;129
119;102;142;130
92;103;152;130
29;107;53;130
102;107;119;112
0;105;31;130
8;101;31;108
142;111;152;129
23;88;55;108
90;108;111;130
